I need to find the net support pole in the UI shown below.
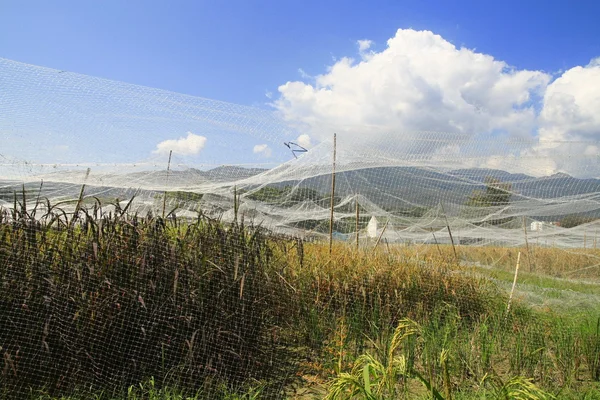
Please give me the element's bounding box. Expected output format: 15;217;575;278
355;194;360;252
522;216;534;272
506;251;521;317
372;219;390;252
440;202;458;264
329;133;337;255
162;150;173;219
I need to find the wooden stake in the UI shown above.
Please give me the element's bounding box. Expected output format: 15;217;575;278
506;251;521;317
440;202;458;264
329;133;337;255
21;184;26;216
355;194;360;252
162;150;173;219
522;216;534;272
372;219;390;252
430;227;444;261
233;185;239;224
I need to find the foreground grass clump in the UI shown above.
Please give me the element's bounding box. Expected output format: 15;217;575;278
0;202;294;398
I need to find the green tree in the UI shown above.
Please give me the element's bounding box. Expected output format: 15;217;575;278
466;177;512;208
464;177;513;227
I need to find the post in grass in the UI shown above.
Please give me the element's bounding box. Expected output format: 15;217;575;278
329;133;337;255
506;251;521;317
162;150;173;219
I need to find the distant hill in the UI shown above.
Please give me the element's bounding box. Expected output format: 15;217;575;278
3;165;600;220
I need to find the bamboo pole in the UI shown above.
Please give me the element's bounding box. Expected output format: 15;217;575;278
355;194;360;252
329;133;337;255
162;150;173;219
430;228;444;261
522;216;534;272
506;251;521;317
440;202;458;264
233;185;239;224
372;219;390;252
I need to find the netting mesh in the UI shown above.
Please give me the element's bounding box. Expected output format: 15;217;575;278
1;58;599;399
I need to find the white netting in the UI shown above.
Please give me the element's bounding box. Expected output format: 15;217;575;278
1;58;599;398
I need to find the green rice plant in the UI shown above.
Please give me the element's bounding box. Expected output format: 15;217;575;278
420;303;461;394
550;318;582;387
581;317;600;381
324;319;445;400
479;374;555;400
506;319;547;382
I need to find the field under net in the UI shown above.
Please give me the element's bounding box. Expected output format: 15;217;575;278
1;58;599;399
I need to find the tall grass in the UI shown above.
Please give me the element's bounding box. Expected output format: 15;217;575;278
0;199;294;398
1;196;599;399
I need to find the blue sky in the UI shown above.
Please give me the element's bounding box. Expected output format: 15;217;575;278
1;1;600;176
2;0;599;106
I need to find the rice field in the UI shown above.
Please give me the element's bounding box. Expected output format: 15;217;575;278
0;197;599;399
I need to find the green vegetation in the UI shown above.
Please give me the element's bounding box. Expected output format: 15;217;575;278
1;196;599;399
465;177;513;208
464;177;514;226
247;185;328;204
558;214;597;228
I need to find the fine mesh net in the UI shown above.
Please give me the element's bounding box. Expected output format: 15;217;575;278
1;58;599;398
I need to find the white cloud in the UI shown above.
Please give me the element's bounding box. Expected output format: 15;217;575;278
298;68;311;80
275;29;550;147
153;132;207;156
534;60;600;176
539;62;600;142
296;134;312;149
253;144;272;158
357;39;373;53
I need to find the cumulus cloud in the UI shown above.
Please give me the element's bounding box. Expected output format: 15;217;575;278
539;61;600;142
271;28;600;177
533;59;600;176
296;134;312;149
153;132;207;156
357;39;373;53
253;144;272;158
275;29;550;146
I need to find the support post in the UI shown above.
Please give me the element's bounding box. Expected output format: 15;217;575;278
522;216;534;272
162;150;173;219
440;202;458;264
506;251;521;317
355;194;360;252
329;133;337;255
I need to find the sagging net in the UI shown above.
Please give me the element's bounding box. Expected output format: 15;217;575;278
1;58;599;399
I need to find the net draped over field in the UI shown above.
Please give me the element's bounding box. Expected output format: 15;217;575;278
3;58;600;249
1;57;599;398
3;58;600;248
